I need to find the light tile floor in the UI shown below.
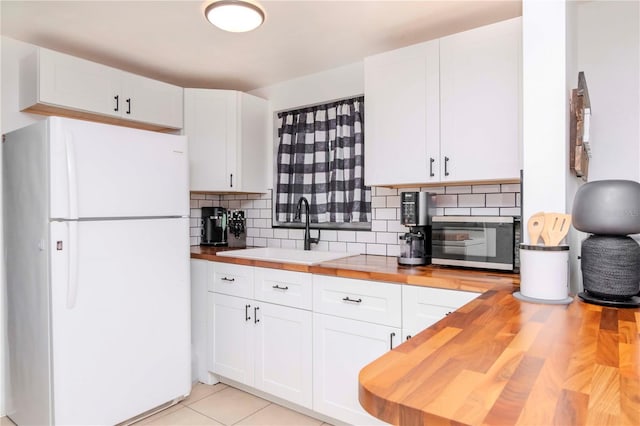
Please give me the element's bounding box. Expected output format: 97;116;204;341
0;383;331;426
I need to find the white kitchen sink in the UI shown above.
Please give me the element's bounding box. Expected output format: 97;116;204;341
216;247;358;265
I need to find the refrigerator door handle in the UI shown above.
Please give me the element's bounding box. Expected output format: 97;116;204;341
64;132;79;219
66;221;79;309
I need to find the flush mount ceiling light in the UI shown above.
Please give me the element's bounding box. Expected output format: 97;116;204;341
204;0;265;33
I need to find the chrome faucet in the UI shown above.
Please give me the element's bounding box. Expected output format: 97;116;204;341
295;196;320;250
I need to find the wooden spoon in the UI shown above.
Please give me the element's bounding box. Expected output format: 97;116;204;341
527;212;545;245
546;213;572;246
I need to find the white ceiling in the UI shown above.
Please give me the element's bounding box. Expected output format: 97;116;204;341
1;0;522;92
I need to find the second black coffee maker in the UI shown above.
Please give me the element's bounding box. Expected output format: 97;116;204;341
398;192;436;266
201;207;228;246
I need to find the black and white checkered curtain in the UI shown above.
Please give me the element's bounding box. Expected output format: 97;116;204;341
276;96;371;223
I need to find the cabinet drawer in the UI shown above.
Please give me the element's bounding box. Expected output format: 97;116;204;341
312;275;402;327
254;268;312;310
403;285;479;332
208;262;254;298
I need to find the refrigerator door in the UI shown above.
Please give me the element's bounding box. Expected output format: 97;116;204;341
48;117;188;220
49;218;191;425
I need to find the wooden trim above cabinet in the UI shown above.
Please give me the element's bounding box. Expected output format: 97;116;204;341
23;103;179;133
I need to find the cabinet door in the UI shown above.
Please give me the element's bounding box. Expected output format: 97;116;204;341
254;303;312;409
440;17;521;182
184;89;237;192
121;72;183;129
403;285;479;332
37;48;119;118
364;40;440;186
313;313;398;425
208;292;254;386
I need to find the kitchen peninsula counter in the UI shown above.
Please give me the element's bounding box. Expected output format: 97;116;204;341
190;247;640;425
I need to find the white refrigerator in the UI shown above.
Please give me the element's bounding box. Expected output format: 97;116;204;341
3;117;191;425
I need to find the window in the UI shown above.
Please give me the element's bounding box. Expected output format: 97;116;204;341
273;96;371;230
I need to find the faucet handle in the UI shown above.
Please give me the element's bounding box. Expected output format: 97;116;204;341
309;229;321;245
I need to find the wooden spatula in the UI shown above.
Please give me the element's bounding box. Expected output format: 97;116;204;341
545;213;572;246
527;212;545;245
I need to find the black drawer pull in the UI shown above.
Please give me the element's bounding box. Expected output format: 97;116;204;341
245;304;251;321
221;277;235;282
272;284;289;290
406;335;412;341
114;95;119;112
126;98;131;114
342;296;362;303
390;332;396;350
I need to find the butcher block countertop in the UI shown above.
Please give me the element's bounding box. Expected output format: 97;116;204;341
191;246;640;425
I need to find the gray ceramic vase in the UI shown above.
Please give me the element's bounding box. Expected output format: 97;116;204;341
572;179;640;235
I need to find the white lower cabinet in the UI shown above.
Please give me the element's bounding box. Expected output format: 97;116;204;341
209;292;255;386
254;302;313;408
313;313;398;425
190;259;209;384
402;285;479;341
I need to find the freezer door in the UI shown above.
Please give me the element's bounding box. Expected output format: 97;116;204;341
48;117;189;219
49;218;191;425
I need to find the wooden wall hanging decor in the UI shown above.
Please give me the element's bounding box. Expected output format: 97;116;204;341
570;71;591;180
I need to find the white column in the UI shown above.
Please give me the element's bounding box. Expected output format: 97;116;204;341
522;0;569;241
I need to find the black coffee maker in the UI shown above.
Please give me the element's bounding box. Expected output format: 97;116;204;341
398;192;436;266
201;207;228;246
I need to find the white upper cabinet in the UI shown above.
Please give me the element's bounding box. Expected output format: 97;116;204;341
20;48;183;131
440;17;521;182
364;40;440;186
184;89;268;193
364;17;521;186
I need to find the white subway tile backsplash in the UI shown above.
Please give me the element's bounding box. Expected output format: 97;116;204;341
500;207;521;216
259;228;274;238
445;207;471;215
273;228;289;239
329;241;347;252
386;245;401;257
189;182;521;254
337;231;357;242
347;242;366;254
445;185;471;194
253;237;267;247
472;184;500;193
435;194;457;208
386;196;401;208
356;232;377;243
253;199;268;209
377;232;399;245
501;183;521;193
486;193;516;207
458;194;485;207
375;208;397;220
471;207;500;216
371;196;386;208
371;220;387;232
267;239;282;248
321;230;338;241
366;244;387;255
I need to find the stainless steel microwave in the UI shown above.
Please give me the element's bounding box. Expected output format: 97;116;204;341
431;216;520;272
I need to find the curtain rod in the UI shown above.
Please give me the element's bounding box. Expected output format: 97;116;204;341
277;95;364;118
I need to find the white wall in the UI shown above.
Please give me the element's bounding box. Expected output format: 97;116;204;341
577;0;640;182
248;62;364;189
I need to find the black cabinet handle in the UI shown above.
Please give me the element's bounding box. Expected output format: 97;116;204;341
445;311;452;316
342;296;362;303
444;156;450;176
406;335;412;341
254;306;260;324
272;284;289;290
429;157;435;177
126;98;131;115
245;304;251;321
221;277;235;282
390;332;396;350
114;95;119;112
